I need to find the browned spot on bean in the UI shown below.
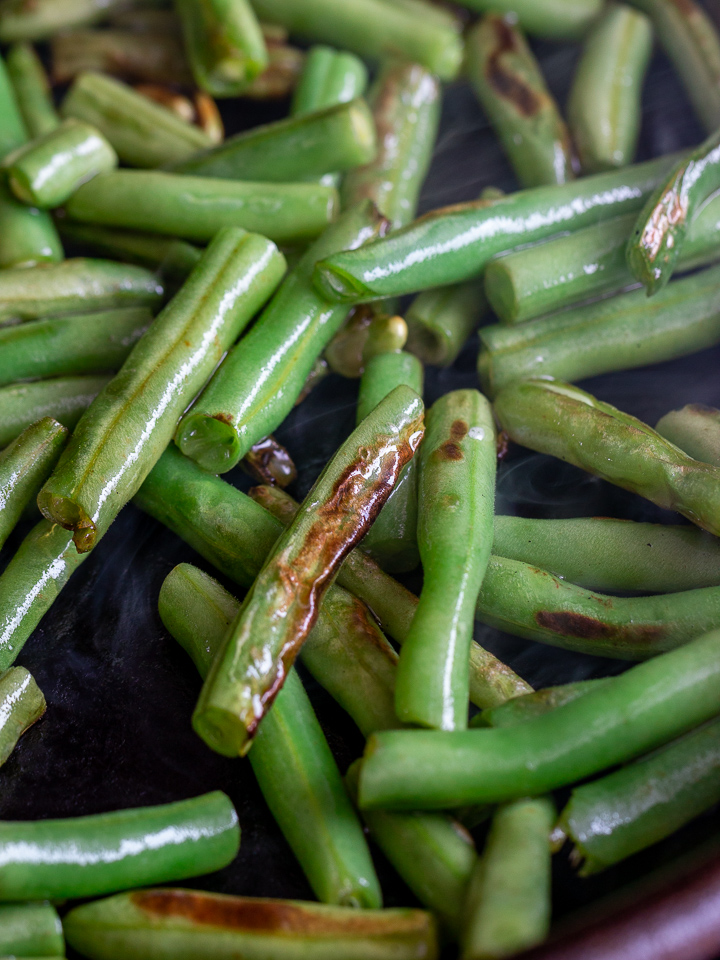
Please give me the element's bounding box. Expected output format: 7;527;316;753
535;611;665;644
437;442;464;461
486;18;541;117
212;412;234;425
667;0;697;16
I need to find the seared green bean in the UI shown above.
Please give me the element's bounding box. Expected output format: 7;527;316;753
175;0;267;97
291;45;368;117
175;201;386;472
241;436;297;488
0;0;163;41
358;627;720;809
193;386;424;757
64;888;438;960
478;679;609;728
466;16;574;188
61;71;214;168
0;902;63;957
38;228;284;553
0;666;46;767
0;375;110;448
314;153;680;302
0;418;68;549
6;42;59;137
66;170;338;245
406;280;486;367
342;61;440;229
656;403;720;465
450;0;602;40
461;798;554;960
395;391;496;730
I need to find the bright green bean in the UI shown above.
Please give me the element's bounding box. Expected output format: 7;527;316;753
451;0;602;40
0;666;46;767
0;902;63;957
466;16;574;188
6;42;60;138
38;228;284;553
358;627;720;809
175;201;386;472
0;375;110;448
406;280;486;367
656;403;720;465
395;391;496;731
461;798;554;960
478;679;609;728
66;170;338;245
64;888;438;960
291;45;368;117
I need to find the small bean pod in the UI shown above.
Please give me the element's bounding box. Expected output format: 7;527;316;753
0;666;46;767
0;375;110;448
0;902;63;957
6;42;60;137
656;403;720;465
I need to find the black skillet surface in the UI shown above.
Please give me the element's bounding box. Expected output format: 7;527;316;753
3;9;720;954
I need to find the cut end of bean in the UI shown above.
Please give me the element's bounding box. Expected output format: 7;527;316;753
192;703;249;758
313;259;370;302
175;413;244;474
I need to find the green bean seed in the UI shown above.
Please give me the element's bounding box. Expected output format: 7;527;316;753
241;436;297;488
656;403;720;465
478;679;609;728
0;375;110;448
6;42;60;138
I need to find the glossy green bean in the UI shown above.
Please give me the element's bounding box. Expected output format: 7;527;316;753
406;280;486;367
58;221;202;279
395;391;496;731
38;228;284;553
4;118;117;209
64;888;438;960
656;403;720;465
0;418;67;549
0;902;63;957
66;170;338;245
6;42;59;138
314;153;680;302
466;16;574;188
291;45;368;117
61;71;214;169
461;798;554;960
175;201;386;472
193;386;424;757
451;0;602;40
0;792;239;901
560;716;720;874
479;264;720;394
241;436;297;488
342;61;440;229
478;679;609;728
0;665;46;766
248;0;462;79
358;627;720;809
175;0;267;97
0;375;110;448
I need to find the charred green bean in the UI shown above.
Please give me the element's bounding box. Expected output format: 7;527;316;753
0;375;110;448
0;902;63;957
406;281;486;367
6;42;59;137
656;403;720;465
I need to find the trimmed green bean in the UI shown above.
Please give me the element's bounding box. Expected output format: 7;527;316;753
175;0;267;97
479;263;720;394
0;418;68;549
0;0;164;41
241;436;297;488
175;201;387;472
66;170;338;245
560;716;720;874
248;0;462;80
0;666;46;767
0;792;239;901
406;280;486;367
0;902;63;957
291;45;368;117
461;798;554;960
342;61;440;229
6;43;60;138
38;228;284;553
192;386;424;757
478;679;609;728
358;627;720;809
242;36;304;100
313;153;680;302
569;5;652;174
656;403;720;465
64;888;438;960
466;16;574;188
0;375;110;448
451;0;602;40
61;71;214;169
4;118;117;209
395;391;496;731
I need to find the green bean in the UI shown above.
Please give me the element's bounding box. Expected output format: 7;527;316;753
64;888;438;960
568;5;652;174
0;418;68;549
61;71;214;169
296;356;329;404
313;153;680;302
495;379;720;536
358;626;720;809
175;0;267;97
450;0;602;40
325;305;377;378
175;201;387;472
479;264;720;394
406;280;486;367
192;386;424;757
0;375;110;448
6;43;59;138
492;515;720;593
65;170;338;245
559;716;720;874
0;49;26;158
291;45;368;117
0;666;46;767
248;0;462;80
627;0;720;134
0;902;63;958
341;61;440;229
0;0;164;41
656;403;720;465
240;436;297;488
0;258;163;324
466;16;574;188
4;118;117;209
38;228;285;553
395;391;496;731
0;792;239;901
478;679;609;728
461;798;554;960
